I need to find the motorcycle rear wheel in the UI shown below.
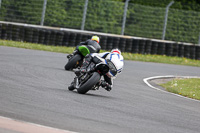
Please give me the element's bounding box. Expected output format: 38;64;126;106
77;72;101;94
65;54;82;70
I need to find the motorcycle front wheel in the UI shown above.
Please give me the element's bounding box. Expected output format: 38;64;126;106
64;54;82;70
77;72;101;94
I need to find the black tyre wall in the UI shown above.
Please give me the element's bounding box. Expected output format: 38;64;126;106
151;41;158;55
119;38;126;52
63;32;70;46
69;32;76;47
145;40;152;54
38;29;46;44
196;46;200;60
112;37;120;49
107;36;114;50
55;31;64;46
100;36;107;50
7;24;13;40
172;43;179;57
189;45;196;59
0;23;199;60
11;25;20;41
125;38;132;53
132;38;139;53
157;42;165;55
165;42;173;56
184;45;190;58
44;30;51;45
1;24;8;40
178;44;184;57
32;28;39;44
139;39;146;54
75;33;82;46
0;23;2;38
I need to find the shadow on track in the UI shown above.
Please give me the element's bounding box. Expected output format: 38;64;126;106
65;89;112;99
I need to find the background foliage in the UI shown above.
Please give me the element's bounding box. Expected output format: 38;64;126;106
0;0;199;44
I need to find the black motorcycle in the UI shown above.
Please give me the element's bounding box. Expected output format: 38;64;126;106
68;58;117;94
64;45;90;70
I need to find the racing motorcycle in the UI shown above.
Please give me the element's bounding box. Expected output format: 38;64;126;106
64;45;90;70
68;58;117;94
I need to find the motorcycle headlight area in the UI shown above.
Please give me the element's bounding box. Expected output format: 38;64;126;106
105;59;117;77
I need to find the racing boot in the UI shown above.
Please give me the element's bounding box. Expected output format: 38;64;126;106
68;82;75;91
100;80;112;91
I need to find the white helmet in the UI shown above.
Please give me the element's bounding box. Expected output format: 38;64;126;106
105;51;124;78
111;48;121;55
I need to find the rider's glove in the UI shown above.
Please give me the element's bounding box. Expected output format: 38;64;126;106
101;81;112;91
105;84;112;91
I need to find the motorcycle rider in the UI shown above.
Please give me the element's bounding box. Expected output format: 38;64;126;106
67;35;101;58
74;48;124;91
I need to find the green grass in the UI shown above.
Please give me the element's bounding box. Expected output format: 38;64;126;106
0;39;200;67
160;78;200;100
122;52;200;67
0;40;75;53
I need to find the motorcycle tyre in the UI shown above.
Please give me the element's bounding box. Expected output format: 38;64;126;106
65;54;82;70
77;72;101;94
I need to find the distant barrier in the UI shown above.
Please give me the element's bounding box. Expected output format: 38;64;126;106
0;21;199;60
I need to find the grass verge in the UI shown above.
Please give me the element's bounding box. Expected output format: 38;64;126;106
1;40;200;67
160;78;200;100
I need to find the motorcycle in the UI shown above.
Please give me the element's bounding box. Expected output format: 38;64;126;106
68;58;117;94
64;45;90;70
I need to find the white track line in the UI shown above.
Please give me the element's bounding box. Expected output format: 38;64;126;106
143;75;200;102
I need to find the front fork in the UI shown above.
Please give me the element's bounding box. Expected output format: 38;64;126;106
73;77;79;89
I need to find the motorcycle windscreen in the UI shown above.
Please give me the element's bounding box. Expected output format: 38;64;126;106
105;59;117;77
78;46;90;57
96;63;109;75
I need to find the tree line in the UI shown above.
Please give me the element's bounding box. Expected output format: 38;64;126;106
0;0;199;44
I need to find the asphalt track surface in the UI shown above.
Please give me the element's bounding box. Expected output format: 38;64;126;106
0;46;200;133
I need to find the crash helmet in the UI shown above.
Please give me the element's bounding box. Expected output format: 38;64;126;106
91;35;100;43
111;48;121;55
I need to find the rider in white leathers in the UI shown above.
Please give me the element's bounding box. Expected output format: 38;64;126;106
76;48;124;91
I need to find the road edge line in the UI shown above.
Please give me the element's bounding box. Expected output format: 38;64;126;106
143;75;200;102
